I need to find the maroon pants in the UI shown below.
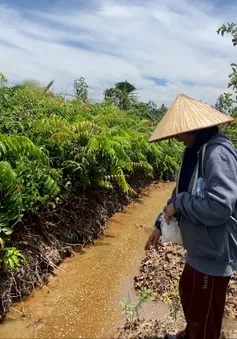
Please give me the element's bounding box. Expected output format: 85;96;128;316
178;263;230;339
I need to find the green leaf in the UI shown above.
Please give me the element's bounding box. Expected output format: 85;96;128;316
8;258;15;268
12;255;20;267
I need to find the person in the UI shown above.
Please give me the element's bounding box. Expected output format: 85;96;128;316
145;94;237;339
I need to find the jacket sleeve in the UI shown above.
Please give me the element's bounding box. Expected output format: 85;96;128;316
155;187;176;230
173;145;237;226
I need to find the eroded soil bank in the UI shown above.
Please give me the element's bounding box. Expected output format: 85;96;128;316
0;182;174;338
0;174;153;319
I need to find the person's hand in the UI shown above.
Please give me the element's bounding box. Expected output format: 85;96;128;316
164;203;177;224
145;228;164;250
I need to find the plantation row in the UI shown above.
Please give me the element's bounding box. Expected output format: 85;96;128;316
0;78;182;267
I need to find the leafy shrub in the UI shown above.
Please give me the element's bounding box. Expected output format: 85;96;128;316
1;247;26;269
0;76;183;268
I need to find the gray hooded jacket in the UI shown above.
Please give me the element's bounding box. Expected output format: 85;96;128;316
160;133;237;277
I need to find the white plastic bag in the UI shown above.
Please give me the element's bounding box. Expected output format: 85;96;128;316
160;214;183;245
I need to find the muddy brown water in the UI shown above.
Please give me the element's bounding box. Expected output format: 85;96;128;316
0;183;174;339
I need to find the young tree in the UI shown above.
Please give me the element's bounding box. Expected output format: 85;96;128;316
160;103;168;114
0;73;8;88
74;77;89;103
217;23;237;116
104;87;123;108
215;94;225;113
132;101;167;123
104;80;138;110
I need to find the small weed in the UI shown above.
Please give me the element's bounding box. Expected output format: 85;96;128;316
1;247;26;269
163;280;181;323
121;289;151;325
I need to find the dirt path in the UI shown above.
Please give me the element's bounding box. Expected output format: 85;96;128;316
0;183;174;339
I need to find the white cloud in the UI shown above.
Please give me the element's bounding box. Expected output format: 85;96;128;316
0;0;236;105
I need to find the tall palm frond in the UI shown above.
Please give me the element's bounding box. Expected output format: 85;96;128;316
43;79;55;93
115;80;137;95
0;135;49;164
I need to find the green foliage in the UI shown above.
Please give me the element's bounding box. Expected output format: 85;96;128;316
3;135;49;163
20;79;41;88
104;80;138;110
215;94;226;113
0;161;22;234
222;118;237;148
16;158;60;213
121;289;151;325
217;23;237;43
74;77;89;103
0;76;183;269
163;280;181;323
132;101;167;123
0;73;8;88
217;23;237;116
115;80;137;100
1;247;26;269
217;21;237;147
228;63;237;94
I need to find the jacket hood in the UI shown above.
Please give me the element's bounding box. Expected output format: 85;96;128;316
206;133;237;161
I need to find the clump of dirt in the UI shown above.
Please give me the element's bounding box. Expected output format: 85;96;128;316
116;317;233;339
116;315;185;339
134;245;185;301
0;174;154;321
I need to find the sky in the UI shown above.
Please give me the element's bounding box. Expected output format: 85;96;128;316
0;0;237;105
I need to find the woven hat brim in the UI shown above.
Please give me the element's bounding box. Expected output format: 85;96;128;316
149;119;233;143
149;94;234;143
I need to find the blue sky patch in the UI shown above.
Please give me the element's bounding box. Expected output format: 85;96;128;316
0;38;28;52
183;80;196;87
145;76;168;86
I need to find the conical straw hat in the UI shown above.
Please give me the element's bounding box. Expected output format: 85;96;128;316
149;94;233;142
